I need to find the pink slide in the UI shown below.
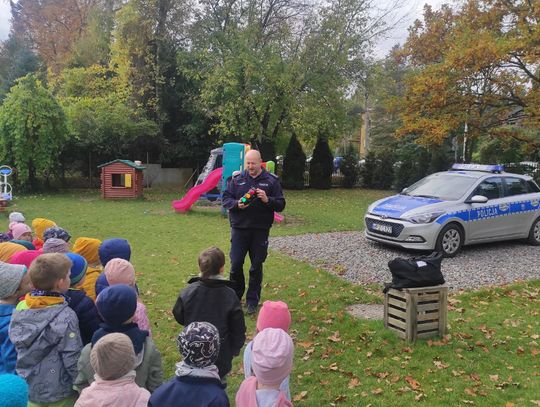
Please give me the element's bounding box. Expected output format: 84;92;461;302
172;167;223;212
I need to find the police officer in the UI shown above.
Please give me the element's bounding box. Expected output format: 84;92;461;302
222;149;286;314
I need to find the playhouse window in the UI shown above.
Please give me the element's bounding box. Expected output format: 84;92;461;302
111;173;132;188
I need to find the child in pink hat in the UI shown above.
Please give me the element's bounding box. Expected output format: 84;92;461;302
98;258;151;334
236;328;294;407
243;300;291;400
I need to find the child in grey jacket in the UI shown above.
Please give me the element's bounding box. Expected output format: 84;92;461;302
9;253;83;407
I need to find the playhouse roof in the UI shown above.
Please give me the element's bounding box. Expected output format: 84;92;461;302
98;159;145;170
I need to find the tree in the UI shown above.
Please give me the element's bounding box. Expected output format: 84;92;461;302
53;65;158;176
309;137;333;189
340;145;359;188
282;133;306;190
13;0;100;72
397;1;540;158
0;34;41;101
0;74;68;188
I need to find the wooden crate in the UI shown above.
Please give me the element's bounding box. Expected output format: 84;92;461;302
384;285;448;342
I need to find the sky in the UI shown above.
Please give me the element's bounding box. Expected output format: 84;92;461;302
0;0;451;57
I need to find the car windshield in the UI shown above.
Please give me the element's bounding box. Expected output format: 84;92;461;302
403;173;478;201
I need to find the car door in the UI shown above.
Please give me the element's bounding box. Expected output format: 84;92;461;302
501;177;534;236
467;177;508;242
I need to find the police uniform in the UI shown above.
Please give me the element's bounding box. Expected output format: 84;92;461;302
222;169;286;308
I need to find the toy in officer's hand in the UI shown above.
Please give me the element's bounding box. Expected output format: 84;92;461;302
240;189;257;206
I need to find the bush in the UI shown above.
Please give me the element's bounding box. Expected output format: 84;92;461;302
360;151;377;188
282;133;306;189
309;137;333;189
340;146;359;188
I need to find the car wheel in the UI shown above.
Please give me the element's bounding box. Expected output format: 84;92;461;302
527;217;540;246
436;223;463;258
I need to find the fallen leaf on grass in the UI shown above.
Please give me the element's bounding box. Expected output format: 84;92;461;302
489;375;499;382
297;341;313;348
328;331;341;343
293;391;307;401
504;403;515;407
348;378;361;389
404;376;421;390
464;388;477;396
433;360;450;369
371;388;383;395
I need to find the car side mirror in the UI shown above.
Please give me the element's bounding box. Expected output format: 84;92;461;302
401;188;408;194
467;195;489;204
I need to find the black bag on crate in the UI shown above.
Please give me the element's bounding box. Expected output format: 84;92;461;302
383;251;445;293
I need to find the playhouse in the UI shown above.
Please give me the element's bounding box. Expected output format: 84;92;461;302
98;159;145;199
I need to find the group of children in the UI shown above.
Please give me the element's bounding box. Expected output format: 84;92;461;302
0;212;296;407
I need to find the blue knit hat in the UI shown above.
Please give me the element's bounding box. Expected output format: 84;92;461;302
43;226;71;242
65;253;88;286
96;285;137;326
98;238;131;266
0;374;28;407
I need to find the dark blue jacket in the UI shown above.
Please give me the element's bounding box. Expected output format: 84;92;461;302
65;289;102;345
222;169;285;229
149;376;229;407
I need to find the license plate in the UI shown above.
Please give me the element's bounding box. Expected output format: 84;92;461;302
372;223;393;234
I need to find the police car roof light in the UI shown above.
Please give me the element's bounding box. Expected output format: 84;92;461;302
451;163;504;173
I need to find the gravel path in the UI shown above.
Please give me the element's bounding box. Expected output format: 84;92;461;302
270;232;540;291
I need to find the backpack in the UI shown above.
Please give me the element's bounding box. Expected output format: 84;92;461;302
383;252;445;293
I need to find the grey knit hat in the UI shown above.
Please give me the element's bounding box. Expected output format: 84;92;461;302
8;212;25;223
90;333;136;381
0;261;27;299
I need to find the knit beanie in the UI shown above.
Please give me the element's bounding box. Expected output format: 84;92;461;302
0;243;27;263
31;218;56;240
8;212;25;223
42;238;70;254
66;253;88;286
11;223;31;240
104;258;135;286
96;285;137;326
177;322;220;368
0;234;10;243
9;250;41;269
0;261;27;299
0;374;29;407
43;226;71;243
90;333;136;381
72;237;102;265
251;328;294;386
256;301;292;332
98;238;131;266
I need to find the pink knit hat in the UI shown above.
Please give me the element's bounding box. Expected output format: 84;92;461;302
11;223;32;240
9;250;42;268
251;328;294;385
104;258;135;286
256;301;291;332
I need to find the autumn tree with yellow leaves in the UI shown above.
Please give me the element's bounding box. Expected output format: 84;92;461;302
397;0;539;162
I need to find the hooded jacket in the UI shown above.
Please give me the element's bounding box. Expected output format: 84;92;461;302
172;277;246;378
9;303;82;404
75;372;150;407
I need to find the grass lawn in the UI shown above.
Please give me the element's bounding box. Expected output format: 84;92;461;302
6;188;539;406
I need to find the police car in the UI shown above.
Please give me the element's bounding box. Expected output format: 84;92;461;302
364;164;540;257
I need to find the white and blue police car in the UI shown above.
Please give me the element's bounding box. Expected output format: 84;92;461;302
364;164;540;257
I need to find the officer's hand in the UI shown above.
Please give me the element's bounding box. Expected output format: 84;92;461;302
237;200;247;209
256;188;269;203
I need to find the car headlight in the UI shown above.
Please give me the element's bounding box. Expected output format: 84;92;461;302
404;211;445;224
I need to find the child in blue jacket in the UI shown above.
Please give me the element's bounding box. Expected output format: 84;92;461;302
0;261;31;374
